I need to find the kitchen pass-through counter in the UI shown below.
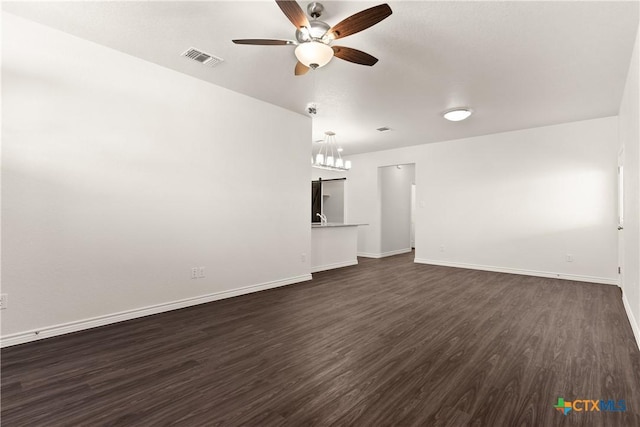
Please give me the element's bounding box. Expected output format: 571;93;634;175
311;223;367;273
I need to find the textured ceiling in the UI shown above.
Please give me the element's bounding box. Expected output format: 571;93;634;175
3;1;639;155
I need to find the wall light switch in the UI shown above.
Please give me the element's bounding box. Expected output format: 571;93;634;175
198;267;205;278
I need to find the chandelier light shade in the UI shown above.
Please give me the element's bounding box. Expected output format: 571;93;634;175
312;131;352;171
295;42;334;69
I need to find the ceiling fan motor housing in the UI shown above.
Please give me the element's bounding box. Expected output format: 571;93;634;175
295;20;331;43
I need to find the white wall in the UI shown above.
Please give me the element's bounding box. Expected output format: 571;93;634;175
380;164;415;255
1;13;311;345
345;117;619;284
310;168;347;182
344;159;383;256
619;24;640;347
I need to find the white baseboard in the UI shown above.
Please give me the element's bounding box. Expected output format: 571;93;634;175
622;291;640;351
358;248;412;259
357;252;382;259
380;248;413;258
413;258;619;286
0;274;312;348
311;259;358;273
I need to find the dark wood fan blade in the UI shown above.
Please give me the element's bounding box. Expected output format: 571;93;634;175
295;61;310;76
232;39;295;45
332;46;378;66
329;4;392;40
275;0;310;29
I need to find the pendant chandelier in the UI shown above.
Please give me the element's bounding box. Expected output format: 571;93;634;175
312;131;352;171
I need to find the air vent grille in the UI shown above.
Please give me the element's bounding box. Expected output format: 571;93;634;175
181;47;224;68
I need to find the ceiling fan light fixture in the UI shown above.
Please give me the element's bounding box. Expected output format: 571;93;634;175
443;108;473;122
295;41;334;69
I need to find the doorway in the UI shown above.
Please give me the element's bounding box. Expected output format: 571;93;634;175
379;163;416;256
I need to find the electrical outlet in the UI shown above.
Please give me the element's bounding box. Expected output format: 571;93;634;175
566;254;574;262
191;267;198;279
198;267;205;278
0;294;8;310
439;245;445;253
301;253;307;262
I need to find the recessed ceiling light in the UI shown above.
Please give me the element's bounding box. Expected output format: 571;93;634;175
337;147;344;152
443;108;473;122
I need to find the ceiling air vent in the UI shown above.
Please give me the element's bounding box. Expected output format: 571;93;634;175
181;47;224;68
377;126;391;132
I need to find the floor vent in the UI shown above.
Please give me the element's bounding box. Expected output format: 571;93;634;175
181;47;224;68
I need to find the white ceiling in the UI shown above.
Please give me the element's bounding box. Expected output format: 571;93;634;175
3;1;639;155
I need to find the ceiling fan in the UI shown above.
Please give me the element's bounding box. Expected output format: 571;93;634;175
232;1;392;76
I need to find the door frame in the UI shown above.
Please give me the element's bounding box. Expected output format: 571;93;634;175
618;147;625;287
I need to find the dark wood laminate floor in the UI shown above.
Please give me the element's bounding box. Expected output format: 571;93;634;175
2;252;640;426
